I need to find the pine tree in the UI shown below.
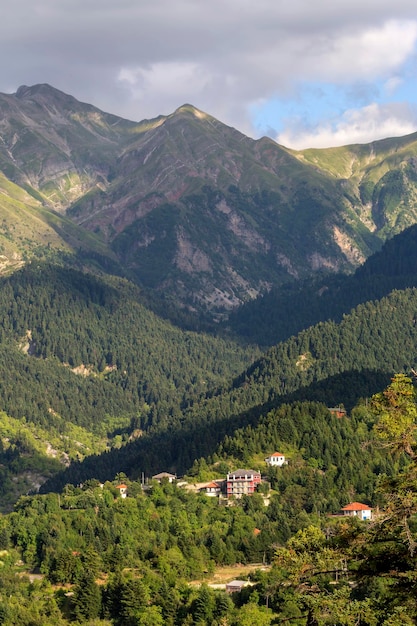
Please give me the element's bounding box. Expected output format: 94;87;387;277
72;572;102;621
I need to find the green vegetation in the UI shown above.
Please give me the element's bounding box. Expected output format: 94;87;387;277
227;222;417;346
4;85;417;623
36;274;417;493
0;477;281;624
0;376;416;623
0;261;259;501
211;400;393;515
1;231;417;498
0;262;256;427
251;374;417;624
2;84;417;321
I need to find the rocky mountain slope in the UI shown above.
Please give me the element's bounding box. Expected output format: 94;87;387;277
1;84;417;316
227;222;417;346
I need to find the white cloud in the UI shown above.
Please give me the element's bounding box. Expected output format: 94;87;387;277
298;20;417;85
0;1;417;144
277;102;417;149
118;62;209;105
384;77;404;95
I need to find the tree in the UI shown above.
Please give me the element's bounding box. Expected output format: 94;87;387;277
72;572;102;621
118;574;150;626
371;373;417;458
135;605;164;625
192;584;216;624
236;601;273;625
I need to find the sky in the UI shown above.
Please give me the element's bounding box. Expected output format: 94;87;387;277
2;0;417;150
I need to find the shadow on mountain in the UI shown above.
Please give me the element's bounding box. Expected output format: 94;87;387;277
40;367;392;493
7;260;121;310
226;223;417;346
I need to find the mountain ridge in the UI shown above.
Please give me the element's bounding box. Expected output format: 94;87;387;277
2;84;417;316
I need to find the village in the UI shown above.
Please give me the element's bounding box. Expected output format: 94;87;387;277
113;449;374;521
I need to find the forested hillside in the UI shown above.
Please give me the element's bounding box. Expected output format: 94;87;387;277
41;285;417;492
185;398;396;525
0;262;258;504
0;376;416;624
2;252;417;499
0;262;256;425
227;222;417;345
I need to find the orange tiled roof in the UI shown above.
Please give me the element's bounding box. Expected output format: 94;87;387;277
341;502;371;511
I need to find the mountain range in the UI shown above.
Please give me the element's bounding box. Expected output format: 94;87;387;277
3;83;417;624
2;84;417;502
2;83;417;319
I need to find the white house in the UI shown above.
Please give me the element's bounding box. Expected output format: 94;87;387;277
115;484;128;498
341;502;372;521
265;452;287;467
200;481;222;497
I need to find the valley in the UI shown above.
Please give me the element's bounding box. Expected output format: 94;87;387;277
1;85;417;623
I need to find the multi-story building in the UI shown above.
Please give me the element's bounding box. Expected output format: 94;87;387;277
226;469;261;498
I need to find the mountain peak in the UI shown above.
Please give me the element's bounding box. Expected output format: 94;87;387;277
15;83;66;99
173;103;210;120
13;83;87;113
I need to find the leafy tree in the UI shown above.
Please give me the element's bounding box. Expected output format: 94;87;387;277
118;574;150;625
371;373;417;458
235;601;273;625
192;584;216;624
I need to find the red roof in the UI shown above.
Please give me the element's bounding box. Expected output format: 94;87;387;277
116;484;127;489
341;502;371;511
270;452;285;457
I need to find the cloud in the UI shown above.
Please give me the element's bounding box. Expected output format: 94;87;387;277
301;20;417;83
117;62;212;114
118;62;208;104
0;1;417;144
384;77;403;95
276;102;417;149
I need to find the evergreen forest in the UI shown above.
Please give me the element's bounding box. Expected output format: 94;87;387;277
2;225;417;623
5;83;417;624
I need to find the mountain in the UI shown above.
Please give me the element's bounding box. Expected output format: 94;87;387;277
0;262;258;506
42;283;417;491
227;222;417;345
0;84;137;271
1;84;417;318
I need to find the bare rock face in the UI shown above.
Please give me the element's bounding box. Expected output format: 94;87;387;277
2;84;417;315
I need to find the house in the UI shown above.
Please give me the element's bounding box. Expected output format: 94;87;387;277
115;484;128;498
200;481;223;497
226;580;248;594
265;452;287;467
328;407;347;418
152;472;177;483
226;469;261;498
341;502;372;520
